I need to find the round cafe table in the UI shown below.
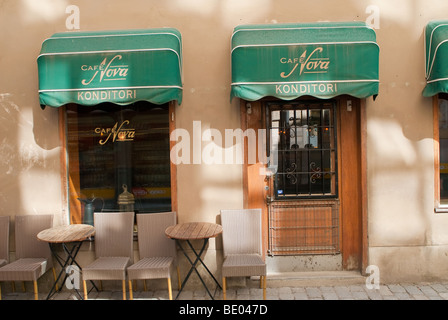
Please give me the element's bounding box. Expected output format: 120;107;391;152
165;222;223;300
37;224;96;300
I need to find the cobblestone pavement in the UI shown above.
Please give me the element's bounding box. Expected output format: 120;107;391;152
2;281;448;300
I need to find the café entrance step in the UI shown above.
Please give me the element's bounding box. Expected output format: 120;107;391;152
264;271;365;287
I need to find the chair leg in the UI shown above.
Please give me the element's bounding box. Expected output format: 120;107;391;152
33;280;38;300
83;280;88;300
166;277;173;300
222;277;227;300
0;282;2;300
21;281;25;292
52;267;59;291
122;280;126;300
143;279;147;292
177;266;181;290
262;276;266;300
128;280;133;300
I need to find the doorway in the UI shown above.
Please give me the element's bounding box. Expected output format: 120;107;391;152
242;97;366;271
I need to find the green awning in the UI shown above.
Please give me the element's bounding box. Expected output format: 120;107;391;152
423;21;448;97
231;22;379;101
38;28;183;107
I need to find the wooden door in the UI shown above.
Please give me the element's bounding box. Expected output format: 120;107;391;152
338;97;363;270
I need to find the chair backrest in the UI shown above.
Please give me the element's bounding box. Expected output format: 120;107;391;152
94;211;134;259
220;209;262;257
15;215;53;263
0;216;10;263
136;212;176;259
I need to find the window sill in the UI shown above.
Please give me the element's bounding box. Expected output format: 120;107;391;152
435;205;448;213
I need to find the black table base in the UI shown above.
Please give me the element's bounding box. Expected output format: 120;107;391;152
46;241;98;300
175;239;222;300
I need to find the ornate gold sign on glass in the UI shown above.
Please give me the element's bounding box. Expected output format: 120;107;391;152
95;120;135;145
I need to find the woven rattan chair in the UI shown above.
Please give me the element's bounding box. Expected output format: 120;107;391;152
220;209;266;300
0;216;9;268
127;211;180;300
0;214;57;300
82;211;134;300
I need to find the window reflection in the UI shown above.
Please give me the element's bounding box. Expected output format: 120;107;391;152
66;102;171;224
439;99;448;203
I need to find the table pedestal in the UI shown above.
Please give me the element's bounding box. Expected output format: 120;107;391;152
176;238;222;300
46;241;98;300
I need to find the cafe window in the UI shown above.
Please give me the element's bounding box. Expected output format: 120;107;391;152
438;98;448;207
267;101;338;199
66;102;172;223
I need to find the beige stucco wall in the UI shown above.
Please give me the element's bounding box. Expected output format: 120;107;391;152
1;0;448;284
366;1;448;282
